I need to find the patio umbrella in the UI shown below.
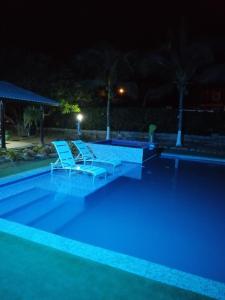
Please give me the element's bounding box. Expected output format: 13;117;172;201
0;81;59;148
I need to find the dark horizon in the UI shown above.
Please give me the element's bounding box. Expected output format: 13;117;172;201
1;1;225;56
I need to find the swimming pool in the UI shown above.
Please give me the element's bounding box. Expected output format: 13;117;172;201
0;157;225;298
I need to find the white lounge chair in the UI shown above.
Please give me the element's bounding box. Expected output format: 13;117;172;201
72;140;122;173
51;141;107;183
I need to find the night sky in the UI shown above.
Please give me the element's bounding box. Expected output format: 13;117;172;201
1;1;225;57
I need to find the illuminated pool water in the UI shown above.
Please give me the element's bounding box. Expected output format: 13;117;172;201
0;157;225;285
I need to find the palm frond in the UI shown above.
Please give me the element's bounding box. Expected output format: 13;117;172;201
23;106;41;129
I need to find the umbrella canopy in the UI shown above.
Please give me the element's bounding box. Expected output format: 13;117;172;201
0;81;59;148
0;81;58;106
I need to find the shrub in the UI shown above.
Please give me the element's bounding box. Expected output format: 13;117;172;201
6;149;22;161
5;130;12;141
45;107;225;135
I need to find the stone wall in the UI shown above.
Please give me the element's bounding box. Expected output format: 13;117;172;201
45;128;225;147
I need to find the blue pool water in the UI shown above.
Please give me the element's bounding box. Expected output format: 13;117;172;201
0;157;225;284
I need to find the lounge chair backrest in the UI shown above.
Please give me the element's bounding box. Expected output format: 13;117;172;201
52;141;76;168
73;140;94;160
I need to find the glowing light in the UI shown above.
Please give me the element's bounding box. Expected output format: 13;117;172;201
118;87;125;95
76;113;83;122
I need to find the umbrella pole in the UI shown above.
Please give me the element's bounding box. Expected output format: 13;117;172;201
0;100;6;149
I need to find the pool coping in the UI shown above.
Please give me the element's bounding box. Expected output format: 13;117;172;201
0;218;224;299
0;167;225;299
161;152;225;164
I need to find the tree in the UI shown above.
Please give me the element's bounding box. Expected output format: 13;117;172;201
49;67;94;116
141;27;215;146
23;106;42;136
74;45;136;139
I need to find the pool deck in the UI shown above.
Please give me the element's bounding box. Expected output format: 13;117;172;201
0;231;210;300
0;219;215;300
3;136;54;149
0;166;225;299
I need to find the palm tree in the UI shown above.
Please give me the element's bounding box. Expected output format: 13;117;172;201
141;28;215;146
23;106;42;136
74;45;136;140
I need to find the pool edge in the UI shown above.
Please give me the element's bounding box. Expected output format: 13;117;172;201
161;152;225;164
0;218;224;299
0;166;50;187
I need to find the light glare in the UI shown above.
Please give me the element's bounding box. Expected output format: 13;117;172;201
77;113;83;122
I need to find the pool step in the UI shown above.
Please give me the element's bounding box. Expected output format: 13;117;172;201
0;188;37;203
0;188;50;216
29;196;85;233
4;192;64;224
